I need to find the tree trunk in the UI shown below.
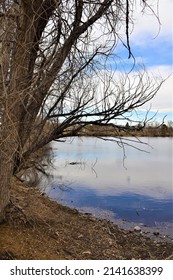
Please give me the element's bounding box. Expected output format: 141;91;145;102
0;140;14;222
0;112;18;222
0;159;12;223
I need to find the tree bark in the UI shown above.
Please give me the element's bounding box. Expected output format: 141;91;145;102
0;157;12;222
0;131;15;222
0;101;19;222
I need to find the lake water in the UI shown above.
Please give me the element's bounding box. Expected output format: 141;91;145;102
42;137;173;239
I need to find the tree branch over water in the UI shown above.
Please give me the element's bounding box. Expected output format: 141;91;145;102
0;0;164;220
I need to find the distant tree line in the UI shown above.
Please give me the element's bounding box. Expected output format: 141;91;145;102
79;121;173;137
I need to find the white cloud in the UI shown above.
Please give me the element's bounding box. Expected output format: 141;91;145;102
93;64;173;117
125;1;173;114
131;0;172;45
141;65;173;112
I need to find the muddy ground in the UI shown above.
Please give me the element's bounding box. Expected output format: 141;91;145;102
0;179;173;260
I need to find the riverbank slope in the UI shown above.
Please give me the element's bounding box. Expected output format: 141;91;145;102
0;178;173;260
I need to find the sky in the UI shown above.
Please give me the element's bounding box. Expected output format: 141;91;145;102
115;0;173;124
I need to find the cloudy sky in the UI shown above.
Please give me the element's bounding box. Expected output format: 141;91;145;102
116;0;172;124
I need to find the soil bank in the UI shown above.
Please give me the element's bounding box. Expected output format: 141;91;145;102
0;179;173;260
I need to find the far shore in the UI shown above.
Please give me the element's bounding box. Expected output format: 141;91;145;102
76;123;173;138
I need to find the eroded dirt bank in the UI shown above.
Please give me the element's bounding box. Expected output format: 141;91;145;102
0;179;173;260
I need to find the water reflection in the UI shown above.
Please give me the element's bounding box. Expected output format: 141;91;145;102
43;137;173;235
48;186;173;226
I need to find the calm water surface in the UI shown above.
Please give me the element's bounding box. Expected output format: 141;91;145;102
42;137;173;237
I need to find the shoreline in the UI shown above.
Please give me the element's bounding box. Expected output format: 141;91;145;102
0;178;173;260
51;201;173;244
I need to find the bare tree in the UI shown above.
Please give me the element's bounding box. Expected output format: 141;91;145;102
0;0;162;221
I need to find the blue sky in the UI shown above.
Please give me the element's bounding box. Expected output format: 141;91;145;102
115;0;173;124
